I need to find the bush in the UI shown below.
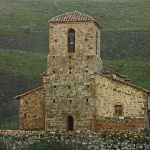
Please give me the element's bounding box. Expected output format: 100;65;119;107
22;140;62;150
0;140;7;150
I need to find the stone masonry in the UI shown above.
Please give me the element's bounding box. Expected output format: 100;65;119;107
15;11;150;131
1;130;150;150
15;87;44;130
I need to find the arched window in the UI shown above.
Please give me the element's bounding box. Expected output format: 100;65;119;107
68;29;75;53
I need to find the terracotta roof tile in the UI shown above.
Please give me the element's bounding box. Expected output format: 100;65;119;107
14;86;43;100
101;67;127;78
49;11;94;23
98;73;149;93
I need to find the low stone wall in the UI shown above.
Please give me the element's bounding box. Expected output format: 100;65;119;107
0;130;150;150
97;118;146;130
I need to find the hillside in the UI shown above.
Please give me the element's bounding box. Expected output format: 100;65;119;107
0;0;149;121
0;0;150;60
0;0;149;32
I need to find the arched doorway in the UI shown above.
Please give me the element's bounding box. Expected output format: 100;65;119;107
67;116;74;130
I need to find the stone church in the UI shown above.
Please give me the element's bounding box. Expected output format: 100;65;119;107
15;11;150;131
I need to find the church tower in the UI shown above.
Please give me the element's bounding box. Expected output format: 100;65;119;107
44;11;102;131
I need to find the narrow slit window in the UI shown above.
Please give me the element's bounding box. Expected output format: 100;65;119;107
53;100;55;103
96;32;98;55
24;114;26;119
86;85;90;89
69;100;72;103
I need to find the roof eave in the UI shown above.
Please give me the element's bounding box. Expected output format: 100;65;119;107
14;86;43;100
48;20;102;29
97;73;149;93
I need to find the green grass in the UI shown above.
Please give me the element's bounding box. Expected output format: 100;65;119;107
0;122;18;130
104;59;150;90
0;0;150;34
0;49;47;80
21;140;62;150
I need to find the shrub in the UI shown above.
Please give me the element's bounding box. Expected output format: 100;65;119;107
22;140;62;150
0;140;7;150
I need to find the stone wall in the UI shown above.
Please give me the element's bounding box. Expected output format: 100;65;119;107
0;130;150;150
96;118;146;131
95;74;147;117
18;87;44;130
95;74;148;130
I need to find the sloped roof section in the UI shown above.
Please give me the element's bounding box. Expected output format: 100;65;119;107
15;86;43;100
97;73;149;93
49;11;94;23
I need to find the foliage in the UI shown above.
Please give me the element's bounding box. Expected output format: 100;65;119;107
0;140;7;150
0;121;18;130
21;140;62;150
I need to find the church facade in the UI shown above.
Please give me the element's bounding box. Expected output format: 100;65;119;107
15;11;150;131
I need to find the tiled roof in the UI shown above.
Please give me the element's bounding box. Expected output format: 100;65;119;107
15;86;43;99
49;11;94;23
101;67;127;78
98;73;149;93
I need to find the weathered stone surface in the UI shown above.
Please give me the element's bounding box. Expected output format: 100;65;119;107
18;87;44;130
15;11;150;131
1;130;150;150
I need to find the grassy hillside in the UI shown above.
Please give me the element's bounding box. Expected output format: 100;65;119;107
0;49;47;121
0;0;149;33
0;0;149;59
104;60;150;90
0;49;47;79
